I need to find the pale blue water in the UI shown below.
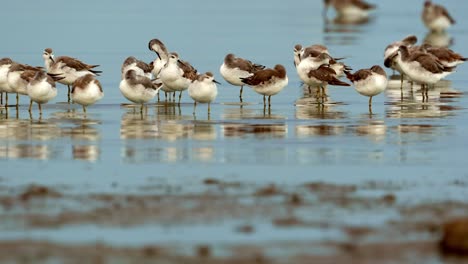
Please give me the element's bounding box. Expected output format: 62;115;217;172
1;0;468;250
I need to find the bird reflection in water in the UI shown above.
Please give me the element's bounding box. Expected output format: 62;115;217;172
0;118;61;160
63;123;101;162
295;95;348;120
424;31;453;48
385;79;462;119
353;119;386;142
120;108;217;163
221;107;287;139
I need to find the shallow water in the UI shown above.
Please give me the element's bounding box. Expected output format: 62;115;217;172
1;0;468;262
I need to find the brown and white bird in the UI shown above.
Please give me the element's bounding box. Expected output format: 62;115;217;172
240;64;288;108
383;35;418;86
71;74;104;113
159;52;197;104
120;69;161;111
323;0;376;18
0;58;14;106
121;56;152;79
305;65;350;102
42;48;101;103
420;44;466;68
219;53;265;103
7;63;43;107
389;45;454;91
188;72;220;115
27;71;64;115
148;38;169;78
422;1;455;32
345;65;388;109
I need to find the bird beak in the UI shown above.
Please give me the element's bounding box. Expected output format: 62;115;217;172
213;79;221;84
50;55;55;63
155;51;161;60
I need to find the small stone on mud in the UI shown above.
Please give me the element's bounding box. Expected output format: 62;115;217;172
254;184;280;196
196;245;211;258
19;184;62;201
381;193;396;204
273;216;304;227
236;224;255;234
288;193;302;205
203;178;220;185
440;218;468;255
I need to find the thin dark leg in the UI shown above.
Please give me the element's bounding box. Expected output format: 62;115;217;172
239;86;243;103
83;105;86;113
16;93;19;107
193;101;197;115
38;103;42;116
67;85;71;103
268;95;271;108
178;91;182;104
28;99;33;112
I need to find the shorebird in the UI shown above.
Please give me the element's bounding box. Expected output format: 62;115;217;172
71;74;104;113
383;35;418;86
42;48;101;103
120;69;161;111
7;63;43;107
0;58;14;106
219;53;265;103
420;44;466;68
240;64;288;108
188;72;219;115
390;45;454;97
148;38;169;78
27;71;63;115
345;65;388;110
294;44;329;67
159;52;197;104
422;0;455;32
323;0;376;18
121;56;152;79
304;64;350;103
294;44;350;78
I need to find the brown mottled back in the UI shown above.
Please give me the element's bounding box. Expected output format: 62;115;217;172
72;74;103;93
241;64;286;86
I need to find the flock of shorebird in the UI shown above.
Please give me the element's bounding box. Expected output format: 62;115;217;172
0;0;465;117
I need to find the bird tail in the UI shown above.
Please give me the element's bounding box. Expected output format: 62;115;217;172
90;69;102;75
329;78;350;86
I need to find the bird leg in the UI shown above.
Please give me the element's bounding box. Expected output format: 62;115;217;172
5;93;8;107
193;101;197;115
67;85;71;103
400;74;404;89
38;103;42;115
268;95;271;108
308;86;312;95
239;86;243;103
16;93;19;108
0;92;3;105
178;91;182;104
208;102;211;114
28;99;33;112
82;105;87;113
263;95;266;107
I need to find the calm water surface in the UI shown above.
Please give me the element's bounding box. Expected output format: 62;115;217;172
1;0;468;248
